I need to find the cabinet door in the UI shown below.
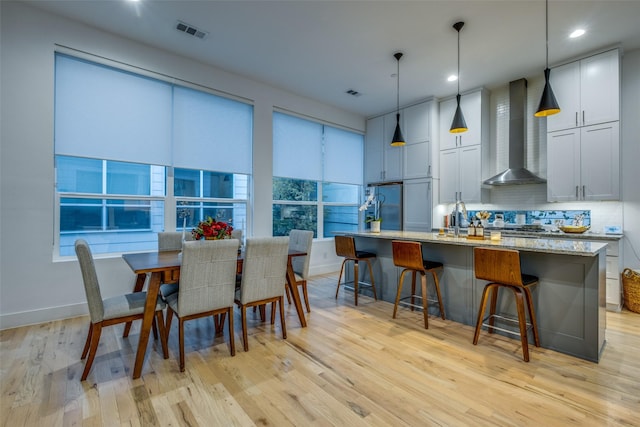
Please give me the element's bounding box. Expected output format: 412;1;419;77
364;116;384;184
383;112;403;181
458;145;482;202
404;141;431;179
581;122;620;200
439;149;459;204
438;98;458;150
547;129;581;201
458;91;482;147
403;102;431;144
403;178;432;232
581;50;620;127
547;61;581;132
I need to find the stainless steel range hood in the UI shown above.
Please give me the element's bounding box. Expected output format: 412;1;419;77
483;79;546;186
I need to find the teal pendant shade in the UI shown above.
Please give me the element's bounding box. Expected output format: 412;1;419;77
450;94;468;133
391;113;405;146
535;0;561;117
535;69;561;117
390;52;405;146
450;21;468;134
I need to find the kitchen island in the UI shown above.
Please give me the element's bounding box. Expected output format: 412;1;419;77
338;231;608;362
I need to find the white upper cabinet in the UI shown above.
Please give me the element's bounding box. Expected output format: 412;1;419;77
547;122;620;201
365;100;434;184
438;88;489;204
547;49;620;132
402;101;433;180
439;90;483;150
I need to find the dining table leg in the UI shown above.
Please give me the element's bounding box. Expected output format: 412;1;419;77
286;258;307;328
123;272;147;337
132;271;161;379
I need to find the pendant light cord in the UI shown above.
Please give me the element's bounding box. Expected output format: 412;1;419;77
457;25;461;95
396;55;400;115
545;0;549;68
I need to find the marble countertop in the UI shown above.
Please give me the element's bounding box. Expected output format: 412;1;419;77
343;231;608;257
432;228;623;241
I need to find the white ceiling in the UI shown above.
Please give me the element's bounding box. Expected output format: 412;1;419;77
23;0;640;117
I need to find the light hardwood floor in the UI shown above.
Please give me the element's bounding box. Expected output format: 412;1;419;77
2;273;639;426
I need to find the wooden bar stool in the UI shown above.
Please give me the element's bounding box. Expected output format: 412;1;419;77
472;247;540;362
391;240;445;329
334;235;377;306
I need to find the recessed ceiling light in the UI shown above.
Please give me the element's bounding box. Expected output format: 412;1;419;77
447;75;458;82
570;29;585;38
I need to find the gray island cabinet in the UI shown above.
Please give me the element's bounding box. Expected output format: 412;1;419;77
338;231;608;362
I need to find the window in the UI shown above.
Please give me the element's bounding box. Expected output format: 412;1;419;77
54;53;252;256
272;112;362;237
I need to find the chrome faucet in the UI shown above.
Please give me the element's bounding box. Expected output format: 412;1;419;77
453;193;468;237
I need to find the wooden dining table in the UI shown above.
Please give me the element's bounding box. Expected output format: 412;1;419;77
122;248;308;379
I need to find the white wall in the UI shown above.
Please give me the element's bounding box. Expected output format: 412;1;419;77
0;2;361;329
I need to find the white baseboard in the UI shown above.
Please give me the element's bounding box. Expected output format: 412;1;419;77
0;302;88;330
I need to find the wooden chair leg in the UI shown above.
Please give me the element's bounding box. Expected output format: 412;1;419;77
410;271;417;311
365;259;377;300
270;301;276;324
473;285;493;345
285;285;292;305
241;306;249;352
523;286;540;347
156;310;169;359
301;281;311;312
214;313;226;335
227;307;235;357
279;297;287;340
488;285;500;334
514;289;530;362
178;318;185;372
420;272;429;329
335;259;348;299
393;269;407;319
353;261;360;306
152;316;159;340
81;322;102;381
164;308;174;353
81;323;93;360
432;269;446;320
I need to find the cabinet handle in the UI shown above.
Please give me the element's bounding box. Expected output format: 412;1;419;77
575;186;579;198
575;112;578;127
583;185;586;199
428;182;431;191
428;165;431;176
582;110;585;125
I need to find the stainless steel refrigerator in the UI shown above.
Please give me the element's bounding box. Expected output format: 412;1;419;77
366;182;403;231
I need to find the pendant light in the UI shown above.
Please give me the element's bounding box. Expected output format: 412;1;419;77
390;52;405;146
450;21;468;134
535;0;561;117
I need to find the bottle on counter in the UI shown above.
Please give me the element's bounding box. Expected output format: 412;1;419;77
468;221;476;237
476;221;484;238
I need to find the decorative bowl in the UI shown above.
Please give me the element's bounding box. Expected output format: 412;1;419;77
559;225;590;234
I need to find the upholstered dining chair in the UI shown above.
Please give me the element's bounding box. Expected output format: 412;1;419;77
157;231;194;301
235;236;289;352
163;239;239;371
75;239;168;381
285;229;314;312
231;229;243;243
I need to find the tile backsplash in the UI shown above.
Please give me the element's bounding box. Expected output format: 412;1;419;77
467;209;591;226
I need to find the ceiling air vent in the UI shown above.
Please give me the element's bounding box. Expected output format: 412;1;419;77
175;20;208;40
346;89;361;97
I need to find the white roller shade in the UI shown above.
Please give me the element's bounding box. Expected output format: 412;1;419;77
54;54;173;166
323;126;363;185
172;86;253;174
273;112;323;181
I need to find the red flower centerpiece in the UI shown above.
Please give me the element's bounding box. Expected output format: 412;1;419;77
192;217;233;240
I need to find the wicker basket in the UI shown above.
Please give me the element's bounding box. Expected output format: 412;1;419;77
622;268;640;313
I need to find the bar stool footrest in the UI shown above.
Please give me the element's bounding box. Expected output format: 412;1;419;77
398;295;440;311
482;314;533;338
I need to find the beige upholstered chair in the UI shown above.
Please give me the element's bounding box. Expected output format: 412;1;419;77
158;231;194;301
285;229;314;312
391;240;445;329
472;247;540;362
231;229;243;243
75;239;167;381
164;239;240;371
235;236;289;351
